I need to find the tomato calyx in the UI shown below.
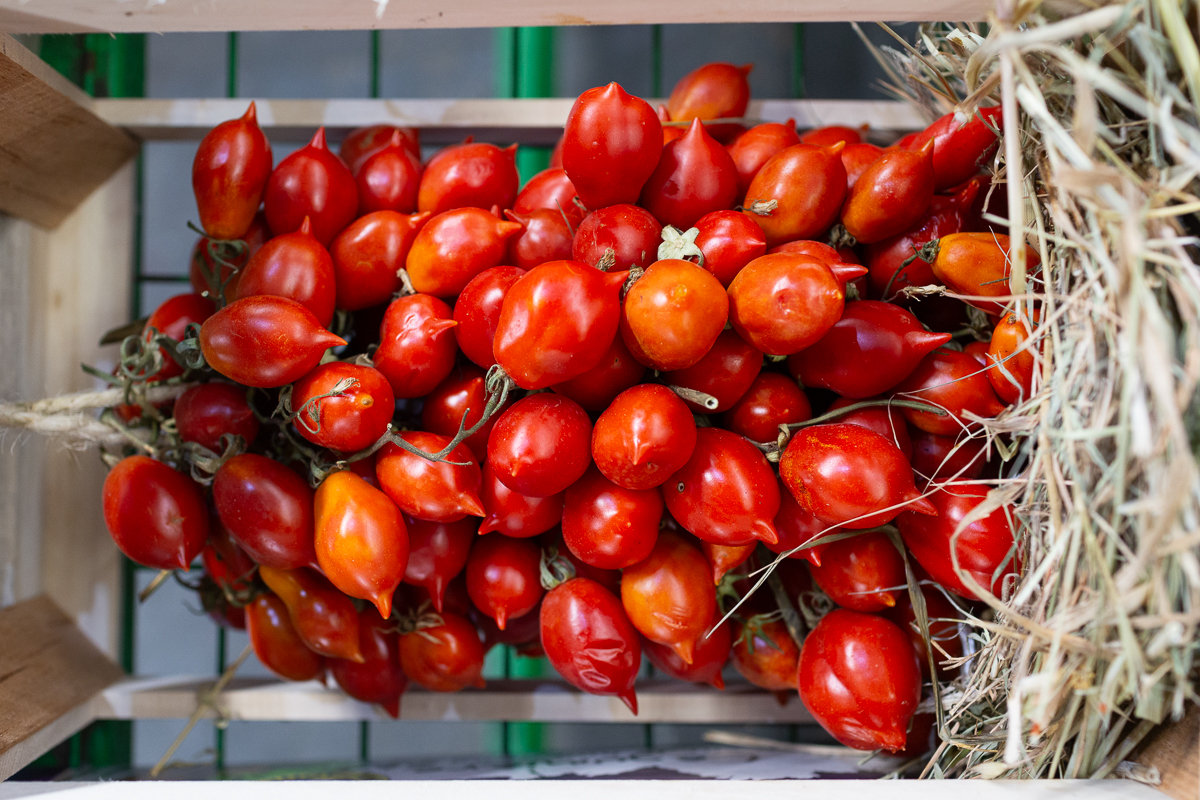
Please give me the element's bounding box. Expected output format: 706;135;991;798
885;238;943;301
657;225;705;265
277;376;361;436
733;610;787;655
743;199;778;216
393;600;446;642
826;223;858;251
395;267;418;298
539;545;577;591
186;220;252;308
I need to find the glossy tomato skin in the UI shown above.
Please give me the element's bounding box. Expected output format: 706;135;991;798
505;208;574;270
701;540;756;584
930;232;1040;315
374;293;459;399
487;394;592;497
591;384;697;491
743;144;846;247
726;121;801;197
562;82;662;210
665;427;780;546
841;142;884;191
987;310;1036;404
376;431;484;523
465;534;544;629
895;348;1009;435
314;470;409;618
621;258;728;371
910;429;987;483
478;462;564;538
572;204;663;272
693;210;767;287
639;118;740;229
174;382;260;453
540;577;642;712
897;482;1018;601
620;531;715;664
399;612;486;692
402;515;476;613
807;530;906;612
418;142;519;216
493;260;628;390
550;332;647;412
801;125;863;147
722;372;812;443
193;102;273;240
644;619;731;689
102;456;208;570
264;128;357;246
825;396;913;461
797;609;921;752
908;105;1003;190
768;488;837;566
200;295;345;389
235;217;336;328
330;608;408;717
421;364;508;463
356;130;422;215
341;125;421;174
728;253;845;356
212;454;316;570
513;168;583;226
245;594;324;682
562;466;663;570
841;142;936;244
144;293;217;381
290;362;395;453
330;210;430;311
452;265;526;369
258;565;364;661
731;617;799;691
406;207;523;298
667;62;751;136
660;329;763;413
779;423;935;529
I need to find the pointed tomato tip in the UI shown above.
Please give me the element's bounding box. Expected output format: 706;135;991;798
503;143;518;157
310;127;328;150
604;269;632;291
495;613;507;631
711;568;723;585
918;138;935;158
474;675;487;689
740;63;754;76
388;128;404;147
619;689;639;716
881;593;897;608
497;220;525;238
432;588;445;614
710;673;725;691
461;493;485;518
350;649;366;664
804;551;822;568
907;494;938;516
657;104;671;122
298;216;313;235
382;696;401;719
503;209;527;224
478;519;496;535
671;640;695;666
754;520;779;546
827;140;847;156
878;728;909;752
373;592;393;619
243;101;258;122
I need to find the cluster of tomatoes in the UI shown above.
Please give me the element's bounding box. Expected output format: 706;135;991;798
98;62;1031;754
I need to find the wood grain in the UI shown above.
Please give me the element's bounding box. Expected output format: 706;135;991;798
1134;703;1199;800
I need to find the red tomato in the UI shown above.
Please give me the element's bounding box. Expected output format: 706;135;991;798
644;619;731;689
399;612;486;692
376;431;484;522
726;121;801;197
213;453;317;570
245;594;324;681
478;462;564;538
330;210;430;311
188;211;270;297
743;143;846;247
453;265;526;369
403;516;476;613
487;393;592;497
572;204;663;272
884;585;964;679
235;217;336;328
660;329;763;413
825;396;913;461
144;293;216;381
800;125;863;147
174;382;260;453
290;362;394;453
621;531;715;664
562;82;662;210
907;105;1003;190
700;541;756;584
341;124;421;174
841;141;936;244
264;127;357;246
562;466;662;570
621;259;728;370
406;207;523;298
895;348;1009;435
550;332;647;412
418;142;519;216
722;372;812;443
200;295;345;388
667;62;752;142
504;208;574;270
639;118;740;229
768;487;836;566
478;598;544;655
591;384;697;491
963;340;990;365
797;609;921;751
728;253;844;356
330;608;408;718
374;293;459;399
658;104;686;145
192;102;273;240
929;232;1040;315
840;142;884;191
731;616;799;691
102;456;208;570
692;210;767;287
203;521;256;595
807;530;906;612
259;565;364;661
548;532;623;596
987;309;1037;404
910;429;987;482
421;364;509;464
356;130;422;215
465;534;544;629
513;168;583;226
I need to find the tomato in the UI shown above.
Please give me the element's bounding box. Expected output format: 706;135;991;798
730;616;799;691
562;82;662;210
203;520;256;594
143;293;216;381
174;382;259;453
908;105;1003;190
726;121;801;197
213;453;317;570
403;516;476;613
657;104;686;145
340;125;421;174
963;340;990;365
665;427;780;546
376;431;484;522
895;348;1009;435
418;142;519;216
841;141;935;244
330;608;408;718
465;534;543;629
987;309;1037;404
800;125;863;147
797;609;921;751
743;143;846;247
779;423;935;529
840;142;884;191
639;118;740;229
884;585;964;679
330;210;430;311
290;362;394;453
621;259;728;371
644;619;731;689
356;130;422;215
700;541;755;584
421;364;509;463
571;204;662;272
728;253;844;356
807;530;906;612
487;393;592;497
550;332;647;412
192;102;273;240
314;470;409;617
406;207;523;298
768;487;836;566
722;372;811;443
374;293;459;399
929;232;1040;314
513;168;583;226
825;396;913;460
399;611;486;692
493;260;627;390
453;265;526;369
478;597;544;656
245;594;324;682
621;531;715;664
667;62;752;141
540;577;641;712
259;566;364;661
188;211;270;297
692;210;767;287
200;295;345;388
562;466;662;570
591;384;696;491
235;217;336;328
504;208;574;270
102;456;208;570
264;127;357;247
479;461;565;538
897;482;1018;601
660;329;763;413
910;429;987;482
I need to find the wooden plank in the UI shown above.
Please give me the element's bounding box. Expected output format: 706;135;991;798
0;596;124;780
93;98;929;145
1132;703;1199;800
92;677;815;724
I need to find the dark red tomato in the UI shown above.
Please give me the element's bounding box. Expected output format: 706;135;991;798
768;487;836;566
541;577;642;712
356;130;422;214
290;362;394;453
376;431;484;523
591;384;697;491
478;598;544;655
192;102;273;240
910;429;987;483
743;144;846;247
102;456;208;570
421;364;509;464
341;125;420;174
841;141;936;244
667;62;752;142
929;232;1040;315
800;125;863;147
402;516;476;613
374;293;459;399
665;427;780;546
144;293;217;381
728;253;844;356
825;396;913;461
330;210;430;311
807;530;906;612
840;142;884;191
465;534;544;629
898;482;1018;601
895;348;1009;435
453;265;526;369
487;394;592;497
264;127;357;246
547;532;623;596
314;470;409;618
722;372;811;443
779;423;935;529
908;105;1003;190
797;609;921;751
513;168;584;226
644;619;731;689
213;453;317;570
235;217;336;328
493;260;628;390
399;611;487;692
562;466;662;570
259;565;364;661
406;207;523;298
987;310;1037;404
550;331;647;412
639;118;740;229
174;382;259;452
701;541;756;584
884;585;964;679
726;121;801;197
572;204;663;272
418;142;519;216
692;210;767;287
397;572;473;618
478;462;564;538
245;594;324;682
188;211;270;297
204;520;257;593
621;531;715;664
963;340;990;365
621;258;728;371
731;616;799;691
562;82;662;210
660;329;763;413
504;208;574;270
330;608;408;718
789;301;952;398
200;295;346;389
